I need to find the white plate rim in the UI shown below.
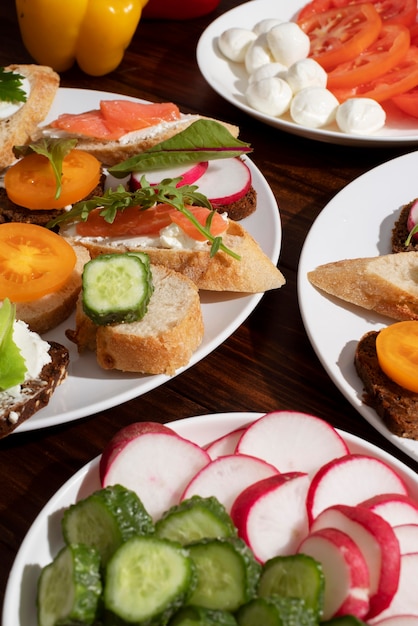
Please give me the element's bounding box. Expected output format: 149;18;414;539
4;410;418;626
196;0;418;147
298;149;418;463
12;87;282;434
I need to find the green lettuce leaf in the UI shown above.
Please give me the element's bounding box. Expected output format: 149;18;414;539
0;299;27;391
0;67;27;103
108;119;252;178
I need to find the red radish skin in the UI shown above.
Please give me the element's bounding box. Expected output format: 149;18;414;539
369;553;418;623
204;427;246;460
99;421;176;482
406;199;418;239
230;472;310;563
393;524;418;555
310;504;401;619
190;157;252;205
130;161;209;189
298;527;371;620
306;454;409;525
181;453;279;513
360;493;418;527
236;410;349;477
102;431;210;520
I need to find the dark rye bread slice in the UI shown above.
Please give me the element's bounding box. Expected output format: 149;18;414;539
391;199;418;253
0;341;69;438
214;186;257;221
355;330;418;440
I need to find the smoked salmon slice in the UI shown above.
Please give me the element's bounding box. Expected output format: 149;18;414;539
51;100;181;140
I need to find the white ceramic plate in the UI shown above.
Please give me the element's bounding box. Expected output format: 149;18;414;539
298;150;418;463
197;0;418;146
14;88;282;434
4;411;418;626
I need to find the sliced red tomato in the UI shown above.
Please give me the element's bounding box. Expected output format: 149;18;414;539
0;223;76;302
392;84;418;116
298;4;383;70
331;45;418;101
409;20;418;45
298;0;417;27
4;150;101;210
327;24;410;88
76;203;227;241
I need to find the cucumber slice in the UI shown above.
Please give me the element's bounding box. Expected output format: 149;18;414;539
236;596;318;626
258;554;325;619
169;605;238;625
186;537;261;612
37;543;102;626
155;495;237;545
82;253;153;325
104;535;196;624
62;484;154;567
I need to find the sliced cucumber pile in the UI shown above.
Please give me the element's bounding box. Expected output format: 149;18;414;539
37;484;364;626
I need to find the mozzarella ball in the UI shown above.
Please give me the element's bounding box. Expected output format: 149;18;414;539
218;28;257;62
245;33;274;74
267;22;310;67
290;87;339;128
246;76;293;116
248;62;288;84
285;58;327;94
336;98;386;135
253;18;284;35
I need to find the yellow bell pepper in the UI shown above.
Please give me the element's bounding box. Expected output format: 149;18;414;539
15;0;148;76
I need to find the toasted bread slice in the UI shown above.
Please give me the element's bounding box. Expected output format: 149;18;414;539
63;220;285;293
308;251;418;321
14;244;90;334
0;64;59;170
0;340;69;438
67;264;204;376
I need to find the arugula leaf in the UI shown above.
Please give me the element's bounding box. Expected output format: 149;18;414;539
108;119;252;178
0;299;27;391
0;67;27;103
47;178;240;260
13;137;78;200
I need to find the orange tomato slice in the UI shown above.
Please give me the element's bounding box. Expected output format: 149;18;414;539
392;84;418;116
76;203;228;241
327;24;411;89
0;223;77;302
298;3;383;71
4;150;101;210
299;0;417;27
376;321;418;392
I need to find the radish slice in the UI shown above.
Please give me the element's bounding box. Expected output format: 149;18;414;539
298;527;370;620
369;553;418;623
236;410;348;478
204;427;246;460
406;199;418;239
393;524;418;555
230;472;310;563
181;453;279;513
360;493;418;527
192;157;252;205
130;161;209;188
373;616;418;625
310;504;401;619
307;454;409;525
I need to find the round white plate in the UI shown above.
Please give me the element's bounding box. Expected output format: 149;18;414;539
4;411;418;626
298;150;418;463
14;88;282;434
197;0;418;146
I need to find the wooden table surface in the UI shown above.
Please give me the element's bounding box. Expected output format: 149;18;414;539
1;0;417;617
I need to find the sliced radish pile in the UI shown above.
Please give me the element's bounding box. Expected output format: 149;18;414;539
100;411;418;623
130;160;209;189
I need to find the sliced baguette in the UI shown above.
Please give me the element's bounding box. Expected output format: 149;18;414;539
0;341;69;438
0;64;59;170
62;220;285;293
308;251;418;321
14;244;90;334
67;264;204;376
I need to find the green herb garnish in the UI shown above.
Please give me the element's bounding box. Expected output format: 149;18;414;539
0;299;27;391
47;177;240;260
0;67;27;104
405;225;418;246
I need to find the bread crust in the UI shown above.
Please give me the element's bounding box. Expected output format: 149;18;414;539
0;64;59;170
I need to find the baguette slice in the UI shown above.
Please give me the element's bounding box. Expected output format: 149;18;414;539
308;251;418;321
67;264;204;376
355;330;418;440
0;341;69;438
63;220;285;293
0;64;60;170
14;244;90;335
